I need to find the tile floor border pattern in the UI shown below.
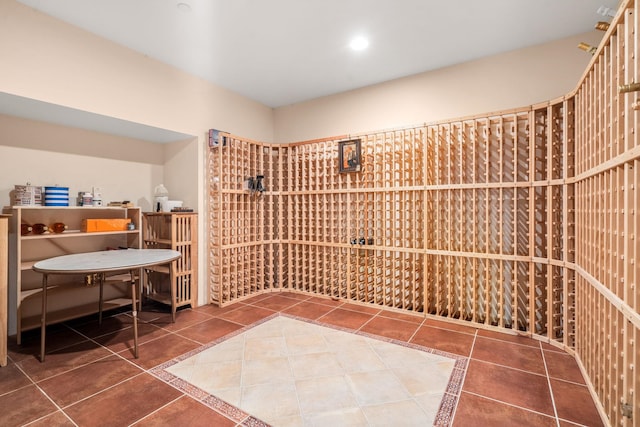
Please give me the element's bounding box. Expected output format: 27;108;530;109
149;312;468;427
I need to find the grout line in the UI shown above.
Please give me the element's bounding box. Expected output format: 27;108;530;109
546;376;589;388
315;303;342;322
127;395;184;426
354;313;377;332
472;332;543;349
57;371;148;410
405;317;428;343
461;390;559;422
539;341;561;426
422;324;477;337
65;321;154;365
10;361;78;427
466;357;550;378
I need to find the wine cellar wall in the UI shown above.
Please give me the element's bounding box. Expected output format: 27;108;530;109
572;2;639;425
207;1;639;424
208;107;573;335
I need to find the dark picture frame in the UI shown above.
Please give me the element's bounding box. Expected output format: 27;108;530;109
338;139;361;173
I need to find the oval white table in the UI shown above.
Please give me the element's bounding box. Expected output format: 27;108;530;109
33;249;181;362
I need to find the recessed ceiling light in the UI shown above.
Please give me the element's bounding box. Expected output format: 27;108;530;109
177;2;192;13
349;36;369;51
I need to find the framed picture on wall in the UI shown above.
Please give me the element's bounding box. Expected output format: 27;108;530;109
338;139;361;173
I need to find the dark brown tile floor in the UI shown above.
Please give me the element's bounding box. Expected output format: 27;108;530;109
0;292;605;426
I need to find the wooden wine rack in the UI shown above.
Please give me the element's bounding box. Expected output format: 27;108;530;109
571;2;639;425
207;1;639;424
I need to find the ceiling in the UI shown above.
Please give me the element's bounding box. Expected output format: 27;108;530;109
16;0;619;109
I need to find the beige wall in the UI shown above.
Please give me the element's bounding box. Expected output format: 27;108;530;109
0;114;165;209
0;0;274;143
273;31;604;143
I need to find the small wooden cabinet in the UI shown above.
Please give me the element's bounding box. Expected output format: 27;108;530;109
2;206;141;343
142;212;198;319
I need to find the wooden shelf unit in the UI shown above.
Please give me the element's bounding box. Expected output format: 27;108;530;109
206;1;638;423
2;206;142;343
141;212;198;319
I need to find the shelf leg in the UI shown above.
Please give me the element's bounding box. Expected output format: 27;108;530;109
130;269;139;358
40;274;47;363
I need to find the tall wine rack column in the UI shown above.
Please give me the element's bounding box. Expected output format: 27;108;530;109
572;1;639;425
423;111;549;333
207;134;279;305
278;144;289;290
277;131;425;312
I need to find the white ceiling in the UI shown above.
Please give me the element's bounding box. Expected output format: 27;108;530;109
16;0;619;108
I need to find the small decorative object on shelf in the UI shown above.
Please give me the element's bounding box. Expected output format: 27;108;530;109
92;187;103;207
81;218;131;232
13;183;43;206
20;224;32;235
81;192;93;207
107;201;134;208
31;223;49;234
44;186;69;207
49;222;68;233
154;184;169;212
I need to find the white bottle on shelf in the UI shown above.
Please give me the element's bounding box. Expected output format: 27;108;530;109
154;184;169;212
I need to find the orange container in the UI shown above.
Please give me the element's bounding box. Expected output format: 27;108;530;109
82;218;131;232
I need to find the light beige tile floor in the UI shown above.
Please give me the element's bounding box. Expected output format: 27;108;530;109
158;315;462;426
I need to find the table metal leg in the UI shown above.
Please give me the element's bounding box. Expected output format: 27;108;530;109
130;269;139;358
40;274;48;362
170;261;176;323
98;273;104;325
138;269;143;312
